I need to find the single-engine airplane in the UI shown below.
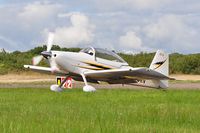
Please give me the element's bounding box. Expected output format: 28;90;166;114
24;33;174;92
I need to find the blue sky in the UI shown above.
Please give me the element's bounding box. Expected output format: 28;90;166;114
0;0;200;54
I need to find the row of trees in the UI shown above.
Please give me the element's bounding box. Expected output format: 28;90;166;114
0;46;81;74
120;52;200;74
0;45;199;74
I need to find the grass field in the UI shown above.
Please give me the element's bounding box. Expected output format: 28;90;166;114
0;88;200;133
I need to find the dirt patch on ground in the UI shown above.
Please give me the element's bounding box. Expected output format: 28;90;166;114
171;74;200;81
0;73;199;89
0;72;55;83
0;82;199;90
0;73;199;83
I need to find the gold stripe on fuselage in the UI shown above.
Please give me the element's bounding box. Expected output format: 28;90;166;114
124;76;137;80
76;65;104;70
82;61;114;70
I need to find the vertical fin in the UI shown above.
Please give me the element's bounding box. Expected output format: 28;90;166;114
140;50;169;89
150;50;169;77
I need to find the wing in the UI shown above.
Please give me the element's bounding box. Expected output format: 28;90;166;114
24;65;68;76
84;67;174;82
24;65;99;83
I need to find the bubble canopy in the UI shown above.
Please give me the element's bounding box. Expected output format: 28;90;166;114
80;47;126;63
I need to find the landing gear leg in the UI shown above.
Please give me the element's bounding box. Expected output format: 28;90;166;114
81;74;96;92
50;76;68;92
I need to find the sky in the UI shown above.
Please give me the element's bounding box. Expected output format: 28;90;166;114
0;0;200;54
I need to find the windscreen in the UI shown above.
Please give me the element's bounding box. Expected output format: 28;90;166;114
95;48;126;63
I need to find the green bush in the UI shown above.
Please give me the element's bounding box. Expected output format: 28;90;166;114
0;46;199;75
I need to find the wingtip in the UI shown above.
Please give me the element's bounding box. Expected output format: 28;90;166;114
24;65;30;68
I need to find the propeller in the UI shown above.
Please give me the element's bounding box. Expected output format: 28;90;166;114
47;32;54;52
32;55;43;66
32;32;55;66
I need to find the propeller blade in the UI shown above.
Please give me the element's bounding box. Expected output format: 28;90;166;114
47;32;55;52
32;55;43;65
49;59;58;73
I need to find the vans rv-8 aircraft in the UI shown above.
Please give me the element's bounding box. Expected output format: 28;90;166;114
24;33;174;92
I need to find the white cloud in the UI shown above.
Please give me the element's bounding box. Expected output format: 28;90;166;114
119;31;142;49
52;12;95;47
18;1;61;28
119;31;152;52
92;0;174;11
0;1;200;53
143;14;199;52
144;15;183;40
125;0;172;10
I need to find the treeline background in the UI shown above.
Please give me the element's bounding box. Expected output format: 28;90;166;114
0;45;199;75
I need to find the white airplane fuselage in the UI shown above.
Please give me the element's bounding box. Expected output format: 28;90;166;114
51;51;129;75
24;32;173;92
25;46;172;92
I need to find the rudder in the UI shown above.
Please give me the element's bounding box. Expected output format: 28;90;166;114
149;50;169;88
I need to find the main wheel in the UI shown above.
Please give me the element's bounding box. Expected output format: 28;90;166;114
50;84;63;92
83;85;96;92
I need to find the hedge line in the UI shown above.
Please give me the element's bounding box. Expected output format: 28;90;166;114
0;46;199;74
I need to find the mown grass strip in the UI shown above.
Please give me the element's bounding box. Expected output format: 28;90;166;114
0;88;199;133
